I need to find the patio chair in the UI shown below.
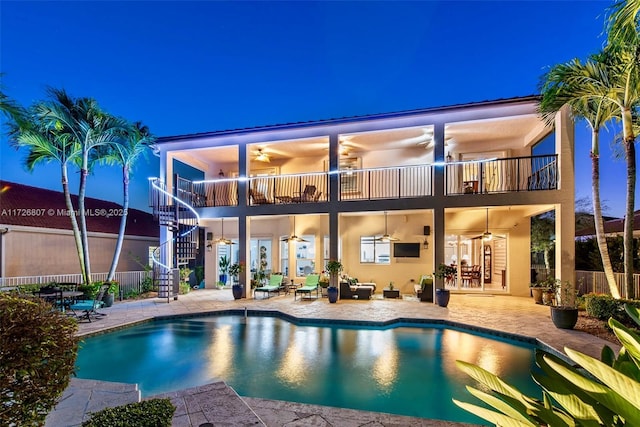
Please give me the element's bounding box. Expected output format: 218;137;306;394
69;284;109;322
37;285;64;311
294;274;320;300
249;189;272;205
254;274;284;299
291;185;316;203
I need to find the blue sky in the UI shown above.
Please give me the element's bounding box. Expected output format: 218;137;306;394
0;0;632;217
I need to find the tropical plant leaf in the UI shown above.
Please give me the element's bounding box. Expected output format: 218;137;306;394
533;372;604;424
456;360;528;403
565;347;640;408
609;318;640;366
544;353;640;425
465;386;536;424
602;345;616;366
452;399;536;427
521;394;574;427
535;351;610;413
625;304;640;326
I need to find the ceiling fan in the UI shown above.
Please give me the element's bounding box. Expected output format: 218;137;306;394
375;212;399;242
254;148;270;163
214;218;234;245
281;217;308;242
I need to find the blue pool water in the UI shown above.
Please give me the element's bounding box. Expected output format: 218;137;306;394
75;315;541;424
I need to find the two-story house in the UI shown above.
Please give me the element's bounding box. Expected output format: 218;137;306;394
149;95;574;299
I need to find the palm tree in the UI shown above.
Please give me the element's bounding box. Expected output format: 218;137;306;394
42;89;127;283
539;59;622;299
8;99;87;282
605;1;640;298
98;122;154;281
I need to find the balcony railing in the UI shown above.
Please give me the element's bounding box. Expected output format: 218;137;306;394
161;155;557;208
445;155;557;195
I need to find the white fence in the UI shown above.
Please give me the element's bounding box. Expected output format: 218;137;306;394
0;270;153;298
532;265;640;299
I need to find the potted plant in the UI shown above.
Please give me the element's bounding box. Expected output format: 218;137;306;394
529;280;546;304
325;259;343;303
218;256;230;286
229;262;245;299
102;281;119;307
550;280;578;329
434;263;455;307
318;272;330;297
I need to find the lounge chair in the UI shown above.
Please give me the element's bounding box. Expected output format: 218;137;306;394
294;274;320;300
254;274;284;299
69;284;108;322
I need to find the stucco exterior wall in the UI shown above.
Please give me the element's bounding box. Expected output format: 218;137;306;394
1;226;158;277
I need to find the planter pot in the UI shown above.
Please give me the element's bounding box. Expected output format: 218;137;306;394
102;292;114;307
550;306;578;329
542;290;555;305
219;274;228;285
435;288;450;307
530;287;544;304
327;286;339;303
232;284;243;300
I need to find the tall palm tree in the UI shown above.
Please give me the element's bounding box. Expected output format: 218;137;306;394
539;59;622;298
8;100;87;282
98;122;155;281
42;89;127;283
605;1;640;298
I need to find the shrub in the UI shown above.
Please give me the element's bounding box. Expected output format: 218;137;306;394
81;398;175;427
78;282;102;299
0;293;79;426
179;281;191;295
584;293;640;326
124;288;140;299
140;276;154;293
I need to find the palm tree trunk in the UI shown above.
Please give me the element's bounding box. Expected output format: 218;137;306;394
591;142;621;298
107;165;129;281
623;117;636;299
78;151;92;284
61;164;87;283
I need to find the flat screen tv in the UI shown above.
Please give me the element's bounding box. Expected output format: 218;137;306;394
393;242;420;258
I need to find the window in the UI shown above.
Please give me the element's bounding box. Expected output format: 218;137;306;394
250;239;272;275
295;236;315;276
280;238;289;276
360;236;390;264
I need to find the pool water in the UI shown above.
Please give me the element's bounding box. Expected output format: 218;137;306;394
75;315;541;424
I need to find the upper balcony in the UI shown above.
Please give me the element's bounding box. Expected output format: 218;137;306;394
153;97;564;210
164;153;557;209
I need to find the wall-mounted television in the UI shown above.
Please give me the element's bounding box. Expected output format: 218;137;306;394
393;242;421;258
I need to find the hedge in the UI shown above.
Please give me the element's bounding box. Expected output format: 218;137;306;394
81;398;175;427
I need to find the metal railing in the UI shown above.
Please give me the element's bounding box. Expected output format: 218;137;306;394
0;270;154;299
153;155;557;208
446;155;557;195
248;172;328;205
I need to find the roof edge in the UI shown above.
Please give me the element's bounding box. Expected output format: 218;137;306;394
155;95;541;144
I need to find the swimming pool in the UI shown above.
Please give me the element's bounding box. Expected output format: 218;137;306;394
75;314;541;424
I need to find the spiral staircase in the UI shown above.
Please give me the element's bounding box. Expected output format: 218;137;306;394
149;178;199;301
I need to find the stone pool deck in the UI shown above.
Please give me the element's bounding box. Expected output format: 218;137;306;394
46;289;618;426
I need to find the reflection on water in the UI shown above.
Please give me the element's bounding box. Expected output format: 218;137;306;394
75;316;539;425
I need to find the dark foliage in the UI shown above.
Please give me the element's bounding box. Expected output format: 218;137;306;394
0;293;79;426
81;398;175;427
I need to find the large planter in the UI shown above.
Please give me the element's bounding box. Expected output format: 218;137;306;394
102;292;114;307
435;288;450;307
219;274;228;286
530;287;544;304
550;306;578;329
232;284;243;300
542;290;555;305
327;286;339;303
